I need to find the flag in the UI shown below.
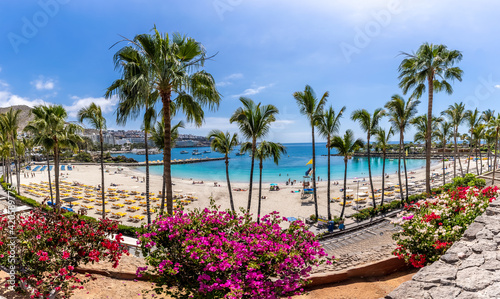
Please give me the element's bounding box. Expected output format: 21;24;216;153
306;159;313;165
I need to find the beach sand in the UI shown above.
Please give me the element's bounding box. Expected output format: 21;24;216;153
17;158;485;226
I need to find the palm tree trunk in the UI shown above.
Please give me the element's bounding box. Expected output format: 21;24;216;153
467;133;473;174
425;75;434;195
161;90;173;215
479;141;483;175
367;136;376;208
46;153;53;203
311;127;318;219
380;150;386;206
492;130;498;185
247;139;256;211
54;144;60;212
487;144;491;173
100;130;106;219
225;155;235;212
398;131;404;201
403;144;409;201
340;158;347;219
6;157;10;184
257;159;263;224
144;132;151;225
327;139;331;220
13;146;20;195
475;141;480;176
442;143;446;186
453;132;458;178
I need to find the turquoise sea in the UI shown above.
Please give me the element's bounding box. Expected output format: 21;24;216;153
113;143;428;184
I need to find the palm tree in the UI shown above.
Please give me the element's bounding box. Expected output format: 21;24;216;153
317;105;345;220
241;141;286;223
465;108;481;174
230;97;278;211
78;103;107;218
208;130;239;212
481;110;494;174
351;108;385;208
0;108;22;194
434;121;452;185
488;114;500;184
374;127;394;205
25;105;82;211
441;102;467;178
398;43;463;194
293;85;328;220
330;130;363;219
107;29;221;215
385;95;420;201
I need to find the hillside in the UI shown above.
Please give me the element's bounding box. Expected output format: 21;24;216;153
0;105;33;131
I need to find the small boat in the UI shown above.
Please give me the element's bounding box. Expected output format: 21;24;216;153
180;151;188;154
235;152;244;156
192;151;202;155
203;150;211;153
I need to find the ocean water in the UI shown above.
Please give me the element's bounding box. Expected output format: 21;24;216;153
113;143;428;184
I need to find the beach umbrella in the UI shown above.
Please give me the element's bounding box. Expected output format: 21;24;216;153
359;187;368;190
346;189;354;193
386;182;393;185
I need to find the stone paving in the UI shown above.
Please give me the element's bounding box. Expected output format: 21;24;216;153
386;198;500;299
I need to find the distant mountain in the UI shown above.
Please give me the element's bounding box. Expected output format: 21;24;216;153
0;105;33;132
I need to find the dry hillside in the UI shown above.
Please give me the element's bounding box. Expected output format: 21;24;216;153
0;105;33;131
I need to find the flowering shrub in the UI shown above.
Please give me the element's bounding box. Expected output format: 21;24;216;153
392;186;498;267
137;203;331;298
0;210;128;298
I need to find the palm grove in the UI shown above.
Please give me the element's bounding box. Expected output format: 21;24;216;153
4;32;499;223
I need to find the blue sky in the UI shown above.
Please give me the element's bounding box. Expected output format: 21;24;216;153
1;0;500;143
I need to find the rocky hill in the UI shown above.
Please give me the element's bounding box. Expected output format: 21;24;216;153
0;105;33;131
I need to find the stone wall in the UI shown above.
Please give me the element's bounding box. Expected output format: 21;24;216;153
386;198;500;299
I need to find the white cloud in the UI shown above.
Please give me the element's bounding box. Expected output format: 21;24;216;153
64;95;119;118
232;84;274;98
31;77;55;90
225;73;243;80
495;85;500;89
0;91;47;108
217;81;232;87
217;73;244;87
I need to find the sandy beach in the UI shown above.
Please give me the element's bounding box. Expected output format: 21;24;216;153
16;158;485;226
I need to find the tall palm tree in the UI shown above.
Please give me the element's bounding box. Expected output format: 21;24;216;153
208;130;239;212
351;108;385;208
78;103;107;218
434;121;452;185
465;108;481;174
293;85;328;220
25;105;82;211
241;141;286;223
441;102;466;178
230;97;278;211
385;95;420;201
317;105;345;220
488;114;500;184
330;130;364;219
398;43;463;194
150;117;184;212
107;29;221;215
0;108;22;194
374;127;394;206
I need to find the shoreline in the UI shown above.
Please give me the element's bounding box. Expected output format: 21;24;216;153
17;158;477;227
